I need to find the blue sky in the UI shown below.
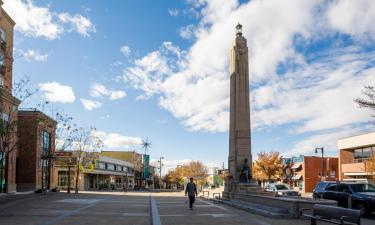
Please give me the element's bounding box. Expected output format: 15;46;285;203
3;0;375;171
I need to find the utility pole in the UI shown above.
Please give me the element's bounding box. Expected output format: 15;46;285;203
158;157;164;189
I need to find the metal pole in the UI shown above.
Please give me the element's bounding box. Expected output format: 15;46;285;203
321;148;326;180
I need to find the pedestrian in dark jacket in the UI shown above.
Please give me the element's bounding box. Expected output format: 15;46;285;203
185;177;198;209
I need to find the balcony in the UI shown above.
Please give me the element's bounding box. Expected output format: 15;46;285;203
341;162;366;174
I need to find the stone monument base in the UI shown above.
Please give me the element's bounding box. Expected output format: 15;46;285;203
223;180;274;199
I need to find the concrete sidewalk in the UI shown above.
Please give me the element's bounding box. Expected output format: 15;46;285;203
0;191;373;225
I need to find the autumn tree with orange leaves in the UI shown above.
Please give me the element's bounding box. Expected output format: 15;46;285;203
163;161;208;189
253;151;282;182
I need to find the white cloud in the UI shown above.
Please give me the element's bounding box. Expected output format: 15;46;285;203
120;45;131;56
89;83;127;100
168;8;179;17
110;91;126;100
179;24;196;40
39;82;75;103
20;49;48;62
3;0;95;39
58;13;96;37
80;98;102;110
326;0;375;40
286;124;373;157
94;130;142;149
121;0;375;156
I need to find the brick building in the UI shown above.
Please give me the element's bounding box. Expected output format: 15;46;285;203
0;0;20;193
17;110;57;192
282;155;339;193
338;131;375;183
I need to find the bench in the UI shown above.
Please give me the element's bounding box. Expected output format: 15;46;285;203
300;204;361;225
202;191;210;199
212;193;221;203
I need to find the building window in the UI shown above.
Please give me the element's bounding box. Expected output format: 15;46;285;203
57;171;74;187
115;178;122;187
97;162;105;169
0;28;6;42
0;51;5;78
117;165;122;171
354;147;374;163
1;112;9;129
41;131;51;155
107;164;115;170
362;147;372;158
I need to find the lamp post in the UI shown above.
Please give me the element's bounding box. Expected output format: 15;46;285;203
315;147;324;181
157;157;164;189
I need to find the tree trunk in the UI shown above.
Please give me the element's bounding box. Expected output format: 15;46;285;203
41;159;45;194
67;165;71;194
0;154;4;193
4;153;8;193
75;165;79;194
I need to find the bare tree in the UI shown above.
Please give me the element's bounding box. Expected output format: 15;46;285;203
354;85;375;118
72;127;103;194
51;109;78;194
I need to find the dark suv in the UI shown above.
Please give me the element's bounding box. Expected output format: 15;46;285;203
313;181;375;215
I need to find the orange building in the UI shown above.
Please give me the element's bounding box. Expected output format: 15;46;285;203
282;155;339;193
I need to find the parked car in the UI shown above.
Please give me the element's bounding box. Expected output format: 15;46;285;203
264;183;300;197
313;181;375;215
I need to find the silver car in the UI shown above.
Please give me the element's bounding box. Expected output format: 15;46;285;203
265;183;300;197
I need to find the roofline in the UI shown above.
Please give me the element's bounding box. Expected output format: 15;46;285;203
338;130;375;141
1;2;16;26
18;109;57;125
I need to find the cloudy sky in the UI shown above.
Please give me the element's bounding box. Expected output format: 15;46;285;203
3;0;375;172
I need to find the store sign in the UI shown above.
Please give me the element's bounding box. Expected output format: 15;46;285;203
330;171;336;178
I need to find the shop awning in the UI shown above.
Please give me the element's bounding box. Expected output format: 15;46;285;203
291;163;302;169
291;174;302;180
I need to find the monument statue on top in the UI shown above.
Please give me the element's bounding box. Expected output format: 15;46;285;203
225;23;253;193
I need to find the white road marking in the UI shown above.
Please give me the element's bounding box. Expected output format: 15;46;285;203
150;195;162;225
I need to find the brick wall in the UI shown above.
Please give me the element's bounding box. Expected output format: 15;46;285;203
17;111;56;191
339;149;354;180
303;156;339;192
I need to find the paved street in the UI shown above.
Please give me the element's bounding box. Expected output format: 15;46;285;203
0;192;374;225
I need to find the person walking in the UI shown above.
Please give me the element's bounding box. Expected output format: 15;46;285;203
185;177;198;209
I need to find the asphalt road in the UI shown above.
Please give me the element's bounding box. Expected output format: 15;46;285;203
0;191;373;225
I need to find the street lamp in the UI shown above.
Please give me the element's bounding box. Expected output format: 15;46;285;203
315;147;324;181
157;156;164;189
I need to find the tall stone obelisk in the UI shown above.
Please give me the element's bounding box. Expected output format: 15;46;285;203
228;24;252;186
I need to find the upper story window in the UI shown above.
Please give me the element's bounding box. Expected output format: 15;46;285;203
354;147;375;163
0;51;5;81
0;28;5;42
107;164;115;170
97;162;105;169
41;131;51;155
0;28;6;51
1;112;9;129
